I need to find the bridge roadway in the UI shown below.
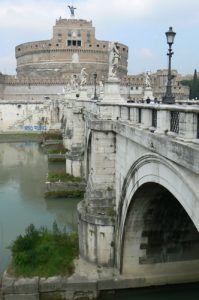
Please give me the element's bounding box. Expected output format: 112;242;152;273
62;94;199;287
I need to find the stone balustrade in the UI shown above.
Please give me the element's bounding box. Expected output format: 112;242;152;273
84;101;199;142
64;93;199;142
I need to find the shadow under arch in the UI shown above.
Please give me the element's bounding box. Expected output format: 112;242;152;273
117;153;199;277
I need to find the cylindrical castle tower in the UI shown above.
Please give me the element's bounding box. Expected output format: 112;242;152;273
15;11;128;82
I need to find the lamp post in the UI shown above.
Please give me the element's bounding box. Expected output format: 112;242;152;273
93;72;98;100
162;27;176;104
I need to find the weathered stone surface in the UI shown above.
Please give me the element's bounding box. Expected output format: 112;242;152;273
13;277;39;294
4;294;39;300
73;290;98;300
40;291;66;300
45;182;86;193
65;290;74;300
1;272;15;294
66;278;97;291
97;278;147;290
39;276;62;292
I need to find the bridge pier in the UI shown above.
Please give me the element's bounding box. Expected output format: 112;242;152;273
63;98;86;177
63;97;75;151
78;128;117;266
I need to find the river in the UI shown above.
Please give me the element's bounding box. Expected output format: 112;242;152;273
0;142;79;274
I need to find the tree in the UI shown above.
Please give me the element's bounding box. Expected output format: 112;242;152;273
180;69;199;100
190;69;199;99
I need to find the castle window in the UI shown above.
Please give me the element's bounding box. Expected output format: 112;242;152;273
67;40;81;47
35;45;38;47
18;48;21;51
58;33;62;37
68;31;72;37
97;44;99;47
89;44;92;47
56;44;59;46
123;48;125;51
48;43;52;46
77;30;81;37
103;45;106;48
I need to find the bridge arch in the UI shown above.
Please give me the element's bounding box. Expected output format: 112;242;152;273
117;153;199;277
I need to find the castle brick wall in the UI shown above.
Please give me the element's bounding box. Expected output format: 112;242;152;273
15;18;128;80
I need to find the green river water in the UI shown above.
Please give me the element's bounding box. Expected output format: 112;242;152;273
0;142;79;274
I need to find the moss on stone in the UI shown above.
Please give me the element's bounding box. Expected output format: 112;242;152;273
45;190;84;199
48;157;66;163
47;172;82;183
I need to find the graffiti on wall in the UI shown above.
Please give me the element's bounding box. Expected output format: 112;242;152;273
19;125;47;131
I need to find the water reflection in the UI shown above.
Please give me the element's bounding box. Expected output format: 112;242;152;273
0;143;80;274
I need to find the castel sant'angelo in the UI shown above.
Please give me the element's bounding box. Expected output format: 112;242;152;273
0;4;129;101
15;6;128;82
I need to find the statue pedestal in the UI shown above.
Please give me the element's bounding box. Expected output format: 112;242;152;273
78;87;88;100
67;89;78;101
144;86;154;100
101;77;125;104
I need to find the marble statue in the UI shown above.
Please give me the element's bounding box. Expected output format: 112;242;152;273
70;74;78;90
145;71;151;87
109;42;120;78
80;68;88;87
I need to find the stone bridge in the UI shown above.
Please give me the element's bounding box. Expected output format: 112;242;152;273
63;84;199;287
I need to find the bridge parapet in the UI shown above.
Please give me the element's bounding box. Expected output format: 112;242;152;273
89;102;199;143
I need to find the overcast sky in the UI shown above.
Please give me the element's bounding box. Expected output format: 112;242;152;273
0;0;199;76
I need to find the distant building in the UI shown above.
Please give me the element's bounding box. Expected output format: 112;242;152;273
121;70;189;101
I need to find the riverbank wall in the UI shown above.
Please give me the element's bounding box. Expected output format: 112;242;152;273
45;181;86;198
1;259;199;300
0;133;43;143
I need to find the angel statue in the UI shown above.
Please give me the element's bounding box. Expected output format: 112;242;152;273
68;5;76;17
145;71;151;88
109;42;120;78
80;68;88;87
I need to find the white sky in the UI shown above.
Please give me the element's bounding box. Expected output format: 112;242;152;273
0;0;199;76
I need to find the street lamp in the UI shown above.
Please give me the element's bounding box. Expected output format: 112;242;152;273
162;27;176;104
93;72;98;100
